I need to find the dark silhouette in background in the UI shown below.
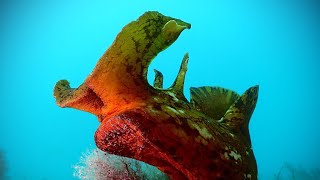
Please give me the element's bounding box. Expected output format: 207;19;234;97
274;162;320;180
0;150;7;180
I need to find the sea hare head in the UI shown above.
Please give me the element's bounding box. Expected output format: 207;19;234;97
54;11;259;180
105;11;191;77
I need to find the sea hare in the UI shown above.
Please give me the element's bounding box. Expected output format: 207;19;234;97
54;11;259;179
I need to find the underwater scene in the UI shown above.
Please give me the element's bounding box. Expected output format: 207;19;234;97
0;0;319;179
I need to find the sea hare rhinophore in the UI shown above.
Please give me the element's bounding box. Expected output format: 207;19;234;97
54;11;259;179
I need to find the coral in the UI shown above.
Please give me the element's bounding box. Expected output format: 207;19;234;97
54;11;259;179
73;148;168;180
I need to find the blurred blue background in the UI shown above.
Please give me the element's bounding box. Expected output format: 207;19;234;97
0;0;319;179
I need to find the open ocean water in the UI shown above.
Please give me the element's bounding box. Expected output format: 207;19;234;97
0;0;319;179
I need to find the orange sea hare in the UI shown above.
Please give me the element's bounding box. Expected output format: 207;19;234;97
54;11;259;179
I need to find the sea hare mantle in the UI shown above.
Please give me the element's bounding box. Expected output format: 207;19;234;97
54;11;259;180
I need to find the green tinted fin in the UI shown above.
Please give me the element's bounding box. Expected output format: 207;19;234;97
54;80;103;115
190;86;239;120
153;69;163;88
222;85;259;145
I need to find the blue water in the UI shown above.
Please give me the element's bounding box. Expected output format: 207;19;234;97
1;0;319;179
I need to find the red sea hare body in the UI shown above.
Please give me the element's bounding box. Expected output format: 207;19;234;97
54;11;259;179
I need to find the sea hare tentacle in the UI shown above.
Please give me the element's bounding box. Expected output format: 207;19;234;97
54;11;258;179
153;69;164;88
170;53;189;101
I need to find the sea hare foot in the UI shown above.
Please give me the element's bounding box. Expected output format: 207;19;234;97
54;11;259;180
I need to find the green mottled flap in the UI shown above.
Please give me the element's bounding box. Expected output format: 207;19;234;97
222;85;259;145
190;86;239;120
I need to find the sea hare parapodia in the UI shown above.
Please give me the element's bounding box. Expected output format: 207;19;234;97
54;11;258;180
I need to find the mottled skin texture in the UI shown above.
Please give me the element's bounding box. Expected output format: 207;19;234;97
54;11;259;179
